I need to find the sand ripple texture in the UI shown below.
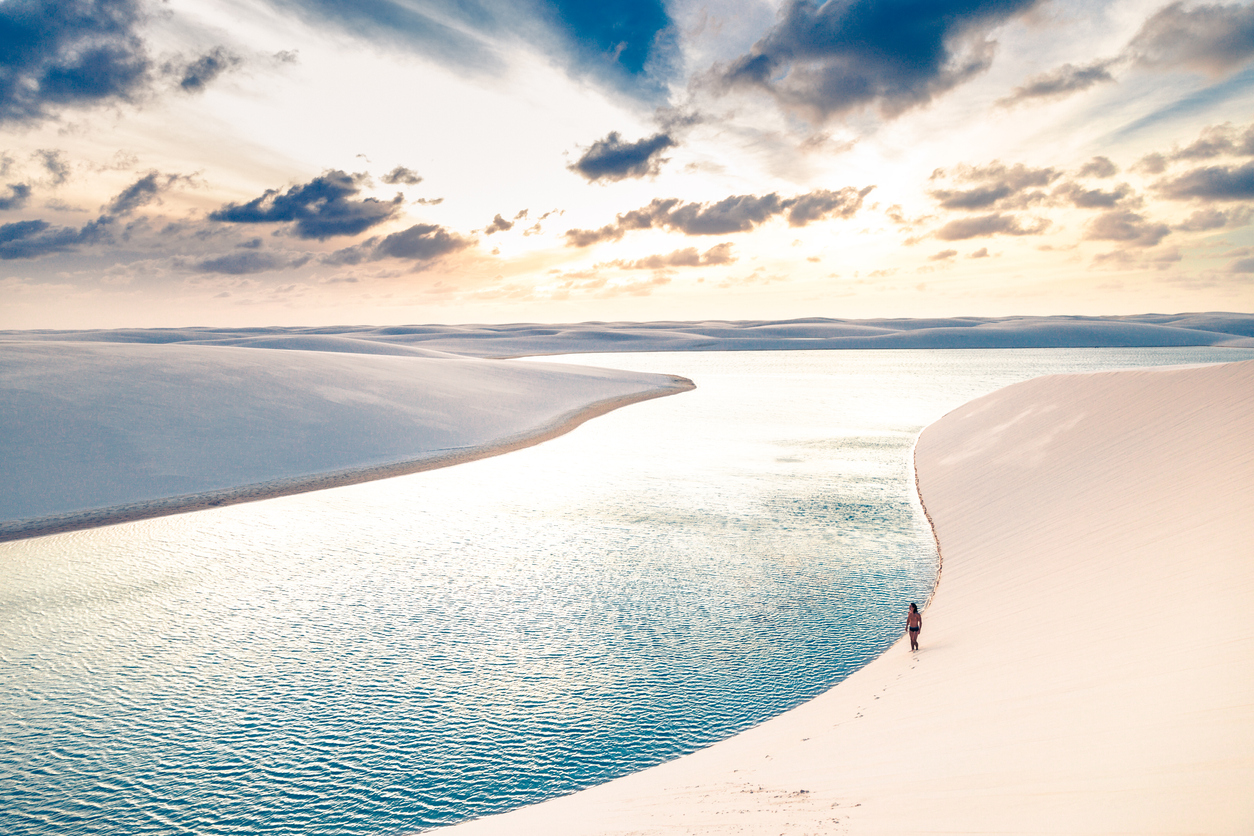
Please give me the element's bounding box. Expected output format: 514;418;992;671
3;348;1251;835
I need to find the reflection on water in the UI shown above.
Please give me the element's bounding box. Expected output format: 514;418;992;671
2;348;1251;835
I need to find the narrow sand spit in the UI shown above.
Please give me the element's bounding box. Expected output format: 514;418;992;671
439;359;1254;835
0;341;693;541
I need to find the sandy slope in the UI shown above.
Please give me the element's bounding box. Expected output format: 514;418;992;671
439;359;1254;835
0;341;690;539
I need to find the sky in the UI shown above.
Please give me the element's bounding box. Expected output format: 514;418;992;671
2;0;1254;328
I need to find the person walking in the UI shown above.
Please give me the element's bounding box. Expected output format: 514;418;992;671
906;602;922;651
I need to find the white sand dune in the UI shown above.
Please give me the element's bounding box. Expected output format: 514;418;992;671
9;314;1251;541
439;359;1254;835
0;341;690;539
5;312;1252;357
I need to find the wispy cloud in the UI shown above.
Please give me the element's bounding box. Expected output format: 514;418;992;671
996;60;1117;108
566;186;873;246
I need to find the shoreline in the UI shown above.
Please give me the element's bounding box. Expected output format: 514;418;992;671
0;376;693;543
436;358;1254;835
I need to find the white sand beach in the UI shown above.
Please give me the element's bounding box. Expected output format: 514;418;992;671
439;358;1254;835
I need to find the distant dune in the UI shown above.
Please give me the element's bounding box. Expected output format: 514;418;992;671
4;312;1252;540
5;312;1253;357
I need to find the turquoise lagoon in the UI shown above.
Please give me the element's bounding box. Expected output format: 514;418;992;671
3;347;1252;834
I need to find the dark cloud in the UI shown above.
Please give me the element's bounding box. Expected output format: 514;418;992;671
712;0;1041;120
325;222;474;265
1085;210;1171;246
209;170;403;239
167;47;241;93
1077;156;1118;178
1053;181;1135;209
381;166;423;185
104;171;185;216
929;248;958;260
0;182;31;210
929;162;1060;210
1128;1;1254;75
0;0;151;124
1155;160;1254;200
1227;256;1254;272
192;251;310;275
996;60;1116;107
483;213;513;235
969;247;990;258
569;131;676;182
0;216;110;259
565;186;872;246
934;213;1050;240
603;242;736;269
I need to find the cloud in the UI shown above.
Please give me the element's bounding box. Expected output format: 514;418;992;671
565;186;872;246
1176;206;1253;230
0;183;31;211
0;0;152;124
483;214;513;235
167;47;241;93
602;242;736;269
34;149;72;185
1053;181;1136;209
711;0;1041;120
934;213;1050;240
1090;246;1182;270
1084;210;1171;246
929;248;958;261
569;131;676;182
1077;156;1118;178
969;247;990;258
1154;160;1254;200
1227;256;1254;272
1128;1;1254;75
381;166;422;185
0;216;110;259
209;170;403;239
103;171;186;216
324;222;475;265
1140;121;1254;174
192;251;311;275
996;60;1117;107
929;162;1060;210
1173;121;1254;159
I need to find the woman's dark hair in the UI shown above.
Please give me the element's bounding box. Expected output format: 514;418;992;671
909;602;918;612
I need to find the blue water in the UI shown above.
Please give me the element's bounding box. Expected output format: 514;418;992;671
2;347;1251;834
